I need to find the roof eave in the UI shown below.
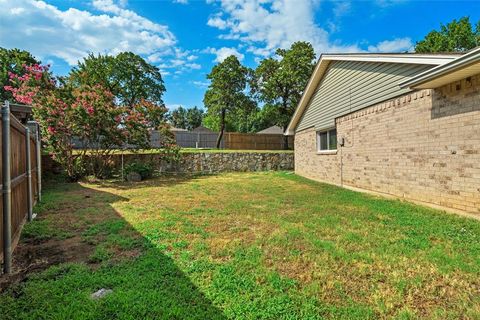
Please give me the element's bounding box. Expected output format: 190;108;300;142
285;53;459;136
400;47;480;89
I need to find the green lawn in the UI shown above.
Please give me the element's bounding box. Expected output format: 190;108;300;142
1;172;479;319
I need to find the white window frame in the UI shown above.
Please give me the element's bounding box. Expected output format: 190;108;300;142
316;128;337;154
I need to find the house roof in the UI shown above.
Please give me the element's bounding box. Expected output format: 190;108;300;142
400;47;480;89
192;126;214;133
170;127;188;132
285;53;460;135
257;125;284;135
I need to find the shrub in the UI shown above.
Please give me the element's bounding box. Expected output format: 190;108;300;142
124;162;154;180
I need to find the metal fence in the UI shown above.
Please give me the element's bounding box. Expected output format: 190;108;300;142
1;102;41;274
170;131;224;148
72;130;293;150
170;131;293;150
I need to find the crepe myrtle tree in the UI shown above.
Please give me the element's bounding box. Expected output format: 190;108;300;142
5;64;175;180
0;47;41;102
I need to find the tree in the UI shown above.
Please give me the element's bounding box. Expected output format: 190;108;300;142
415;17;480;53
185;106;204;130
204;55;251;148
228;97;259;133
69;52;166;108
252;41;316;148
0;48;40;102
6;64;173;180
168;106;188;129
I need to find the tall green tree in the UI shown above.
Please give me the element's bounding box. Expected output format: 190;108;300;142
252;41;316;148
168;106;204;130
415;17;480;53
185;106;204;130
69;52;166;108
0;48;40;102
168;106;188;129
204;55;251;148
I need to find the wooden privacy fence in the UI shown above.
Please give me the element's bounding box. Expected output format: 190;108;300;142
224;133;294;150
1;102;41;274
169;131;293;150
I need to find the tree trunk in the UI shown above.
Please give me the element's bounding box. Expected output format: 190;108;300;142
216;108;226;149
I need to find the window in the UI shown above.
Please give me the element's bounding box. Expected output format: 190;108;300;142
317;128;337;152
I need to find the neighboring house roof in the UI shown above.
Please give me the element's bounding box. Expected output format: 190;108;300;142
170;127;188;132
192;126;214;133
285;53;460;135
400;46;480;89
257;125;284;134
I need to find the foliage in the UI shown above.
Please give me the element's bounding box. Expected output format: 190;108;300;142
0;47;40;102
168;106;188;129
227;96;259;133
185;106;204;130
124;162;154;180
251;41;316;141
167;106;204;130
69;52;166;108
415;17;480;53
204;55;253;147
5;63;173;180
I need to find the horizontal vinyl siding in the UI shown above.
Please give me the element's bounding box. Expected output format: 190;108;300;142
296;61;433;132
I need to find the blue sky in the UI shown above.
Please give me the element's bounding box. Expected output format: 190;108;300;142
1;0;479;110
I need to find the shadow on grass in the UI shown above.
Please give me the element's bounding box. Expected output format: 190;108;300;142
92;173;216;191
0;181;226;320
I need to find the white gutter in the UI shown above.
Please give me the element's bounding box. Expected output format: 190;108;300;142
400;47;480;89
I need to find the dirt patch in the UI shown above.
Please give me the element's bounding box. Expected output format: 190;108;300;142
0;236;95;292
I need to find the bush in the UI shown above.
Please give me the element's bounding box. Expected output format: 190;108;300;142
124;162;154;180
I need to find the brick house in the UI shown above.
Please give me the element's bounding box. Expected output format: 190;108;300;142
286;48;480;215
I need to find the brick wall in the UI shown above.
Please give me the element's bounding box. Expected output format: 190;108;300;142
295;75;480;214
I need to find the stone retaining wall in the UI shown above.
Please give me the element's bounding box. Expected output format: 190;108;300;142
43;151;294;175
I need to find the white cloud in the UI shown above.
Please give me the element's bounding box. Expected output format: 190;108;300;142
204;47;245;62
368;37;413;52
333;1;351;18
0;0;197;73
173;0;188;4
374;0;407;8
206;0;362;57
206;0;413;57
192;80;210;88
207;14;231;30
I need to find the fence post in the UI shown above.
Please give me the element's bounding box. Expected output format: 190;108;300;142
2;101;12;274
25;127;33;222
35;123;41;202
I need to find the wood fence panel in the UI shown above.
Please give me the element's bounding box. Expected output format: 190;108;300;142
0;109;41;269
225;133;293;150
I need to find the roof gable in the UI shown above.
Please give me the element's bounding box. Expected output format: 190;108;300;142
285;53;460;135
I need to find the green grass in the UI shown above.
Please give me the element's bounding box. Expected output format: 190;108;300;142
1;172;479;319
